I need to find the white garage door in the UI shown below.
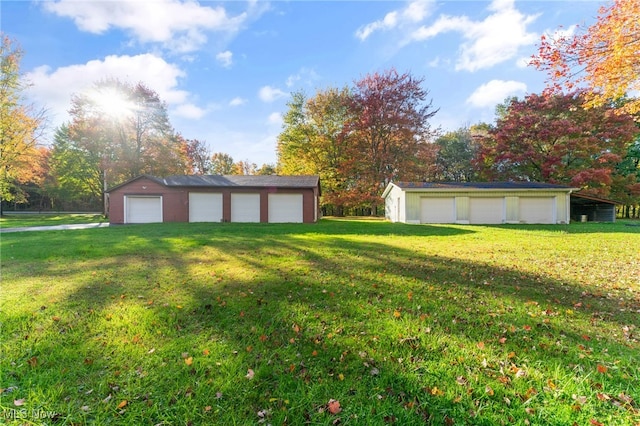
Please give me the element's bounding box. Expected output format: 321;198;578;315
469;198;504;224
268;193;303;223
126;196;162;223
519;197;555;224
231;193;261;223
189;193;223;222
420;197;455;224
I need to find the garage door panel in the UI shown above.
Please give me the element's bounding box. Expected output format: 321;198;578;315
469;198;504;224
189;193;223;222
269;193;303;223
126;196;162;223
231;193;260;223
519;197;555;224
420;197;455;224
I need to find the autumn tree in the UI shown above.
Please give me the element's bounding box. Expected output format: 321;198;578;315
277;88;353;213
278;70;438;214
210;152;235;174
233;160;257;175
531;0;640;114
0;35;46;213
181;136;211;175
476;92;638;197
345;69;438;211
67;78;185;214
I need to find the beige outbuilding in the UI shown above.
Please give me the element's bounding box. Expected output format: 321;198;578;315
382;182;577;225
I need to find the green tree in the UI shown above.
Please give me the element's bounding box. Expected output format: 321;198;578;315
48;124;103;209
0;35;45;213
210;152;235;175
433;127;477;182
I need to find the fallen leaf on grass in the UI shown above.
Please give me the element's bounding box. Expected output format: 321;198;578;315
202;349;210;356
328;399;342;414
117;400;128;409
477;341;485;350
14;399;25;406
27;356;38;367
597;364;608;374
246;369;255;380
184;357;193;366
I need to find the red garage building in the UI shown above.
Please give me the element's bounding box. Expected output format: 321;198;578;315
107;175;321;224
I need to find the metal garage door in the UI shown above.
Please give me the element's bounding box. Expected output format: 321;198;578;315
469;198;504;224
126;196;162;223
230;193;260;223
268;193;303;223
420;197;455;223
189;193;223;222
519;197;555;224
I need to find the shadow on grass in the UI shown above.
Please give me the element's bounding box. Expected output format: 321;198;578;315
1;222;638;425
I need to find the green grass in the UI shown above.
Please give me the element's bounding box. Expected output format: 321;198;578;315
1;219;639;425
0;214;105;229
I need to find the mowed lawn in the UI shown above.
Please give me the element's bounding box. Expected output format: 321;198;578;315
1;219;638;425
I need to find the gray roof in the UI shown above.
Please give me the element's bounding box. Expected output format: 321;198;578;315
395;181;574;190
162;174;319;188
108;174;319;192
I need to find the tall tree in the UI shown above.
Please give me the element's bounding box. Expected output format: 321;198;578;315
48;124;102;208
277;88;352;212
346;69;438;210
532;0;640;114
181;136;211;175
0;35;45;213
68;78;184;214
210;152;235;175
476;92;638;197
433;127;477;182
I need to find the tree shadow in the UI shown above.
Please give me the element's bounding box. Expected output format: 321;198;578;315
1;224;638;425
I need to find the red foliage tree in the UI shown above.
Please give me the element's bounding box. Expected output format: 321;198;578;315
476;92;638;197
344;69;438;210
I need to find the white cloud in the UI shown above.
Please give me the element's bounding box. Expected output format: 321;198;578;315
229;97;247;107
411;0;539;71
42;0;250;53
466;80;527;108
286;67;321;88
216;50;233;68
356;0;433;40
172;103;206;120
267;112;282;125
258;85;287;103
23;54;200;130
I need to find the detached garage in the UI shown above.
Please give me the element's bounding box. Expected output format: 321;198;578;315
383;181;576;225
107;174;320;224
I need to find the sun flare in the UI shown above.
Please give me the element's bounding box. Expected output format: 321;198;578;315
90;87;136;119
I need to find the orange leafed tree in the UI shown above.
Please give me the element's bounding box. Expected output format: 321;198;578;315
531;0;640;113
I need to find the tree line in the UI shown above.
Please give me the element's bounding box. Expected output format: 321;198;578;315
3;0;640;218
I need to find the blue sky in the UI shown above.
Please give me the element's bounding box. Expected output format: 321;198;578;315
3;0;602;166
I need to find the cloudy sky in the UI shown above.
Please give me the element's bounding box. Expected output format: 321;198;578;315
4;0;601;166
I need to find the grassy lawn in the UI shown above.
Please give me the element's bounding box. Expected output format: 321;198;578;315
0;214;105;229
1;219;638;425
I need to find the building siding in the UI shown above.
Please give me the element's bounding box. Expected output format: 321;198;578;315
386;187;572;225
109;176;320;224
